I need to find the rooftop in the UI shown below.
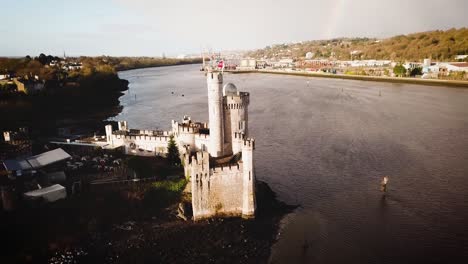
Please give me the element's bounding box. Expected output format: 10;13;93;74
3;148;71;172
450;62;468;67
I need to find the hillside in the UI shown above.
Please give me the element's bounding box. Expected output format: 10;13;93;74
247;28;468;61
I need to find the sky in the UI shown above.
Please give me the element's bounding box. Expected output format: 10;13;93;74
1;0;467;57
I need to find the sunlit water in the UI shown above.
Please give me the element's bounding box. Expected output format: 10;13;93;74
117;64;468;263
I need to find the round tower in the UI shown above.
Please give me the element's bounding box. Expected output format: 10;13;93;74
207;71;224;157
105;124;113;144
224;87;249;154
242;138;256;218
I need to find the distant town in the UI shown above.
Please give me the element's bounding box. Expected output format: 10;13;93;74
220;54;468;81
217;29;468;81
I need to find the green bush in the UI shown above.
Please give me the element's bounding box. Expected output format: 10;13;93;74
144;179;188;208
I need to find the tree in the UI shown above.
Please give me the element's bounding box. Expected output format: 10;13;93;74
393;64;406;77
410;67;422;77
37;53;47;65
167;135;180;166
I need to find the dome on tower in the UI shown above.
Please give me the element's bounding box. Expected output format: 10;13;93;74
223;83;238;96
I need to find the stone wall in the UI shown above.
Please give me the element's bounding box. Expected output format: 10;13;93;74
192;162;245;219
188;138;256;220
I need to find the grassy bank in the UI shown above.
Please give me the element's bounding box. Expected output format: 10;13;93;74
230;69;468;88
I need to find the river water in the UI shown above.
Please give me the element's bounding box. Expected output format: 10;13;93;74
117;64;468;263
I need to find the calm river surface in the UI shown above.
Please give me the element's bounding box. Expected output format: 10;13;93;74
117;64;468;264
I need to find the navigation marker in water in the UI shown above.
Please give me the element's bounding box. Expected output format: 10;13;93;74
380;176;389;192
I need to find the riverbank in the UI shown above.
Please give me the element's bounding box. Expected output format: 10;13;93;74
0;179;293;264
0;73;128;137
229;69;468;88
114;58;202;72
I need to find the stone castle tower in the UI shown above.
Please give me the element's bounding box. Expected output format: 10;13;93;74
185;69;256;220
102;69;256;220
206;71;224;157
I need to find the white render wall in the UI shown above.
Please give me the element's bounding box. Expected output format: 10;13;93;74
111;134;171;156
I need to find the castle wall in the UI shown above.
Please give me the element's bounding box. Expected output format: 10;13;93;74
176;130;196;152
194;134;210;152
111;134;171;156
232;132;245;156
190;138;256;220
192;164;245;219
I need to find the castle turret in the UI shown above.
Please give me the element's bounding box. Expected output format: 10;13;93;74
118;121;128;131
207;71;224;157
105;124;113;144
3;131;11;142
190;151;211;220
222;82;250;155
241;138;256;218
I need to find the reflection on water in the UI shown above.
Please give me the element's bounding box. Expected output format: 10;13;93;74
118;64;468;263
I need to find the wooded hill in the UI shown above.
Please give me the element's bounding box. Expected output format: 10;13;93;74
247;28;468;62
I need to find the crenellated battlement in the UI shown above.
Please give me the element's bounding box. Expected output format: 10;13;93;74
172;117;207;135
211;162;242;173
178;125;197;134
192;151;209;167
225;92;250;110
112;134;171;142
242;138;255;149
225;102;247;110
112;129;168;137
195;133;209;139
234;132;245;140
207;71;223;82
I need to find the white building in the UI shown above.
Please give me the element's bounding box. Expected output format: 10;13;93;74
349;60;391;67
305;52;314;59
238;59;257;70
455;55;468;60
444;62;468;72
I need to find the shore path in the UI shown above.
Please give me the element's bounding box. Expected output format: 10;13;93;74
228;69;468;88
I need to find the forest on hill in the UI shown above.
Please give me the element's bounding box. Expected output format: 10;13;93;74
247;28;468;62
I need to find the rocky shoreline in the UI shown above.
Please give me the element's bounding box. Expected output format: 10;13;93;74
0;180;293;264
